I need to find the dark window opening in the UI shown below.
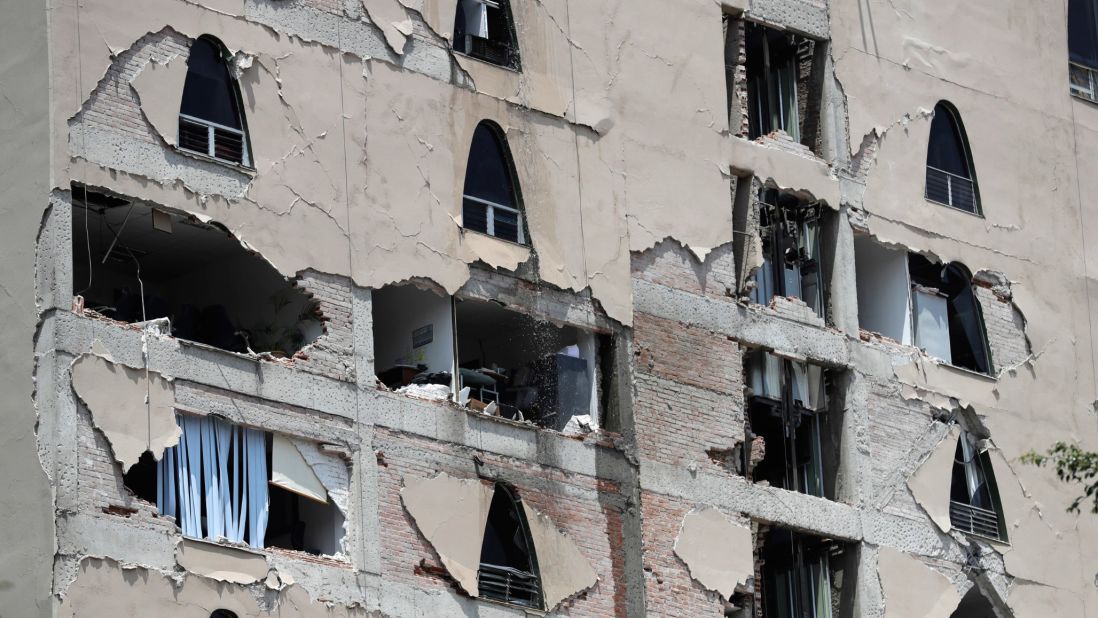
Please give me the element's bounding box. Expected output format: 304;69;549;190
453;0;521;69
949;585;998;618
371;284;606;432
757;527;848;618
908;255;993;374
71;186;321;356
741;21;822;151
478;484;542;608
949;431;1008;542
744;350;836;498
179;36;250;166
211;611;239;618
462;122;526;244
1071;0;1098;98
123;451;159;504
143;414;344;555
925;102;980;214
749;189;825;319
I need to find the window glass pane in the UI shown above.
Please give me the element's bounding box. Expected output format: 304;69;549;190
493;208;519;243
180;38;243;129
926;104;970;178
1070;0;1098;66
463;124;518;208
463;199;490;234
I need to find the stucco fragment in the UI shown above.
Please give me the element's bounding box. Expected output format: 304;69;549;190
907;424;959;533
70;350;180;473
1007;581;1086;617
271;434;328;504
672;507;753;599
175;538;269;585
131;55;187;147
459;231;532;272
362;0;413;55
520;501;599;610
400;473;494;597
291;437;351;517
878;547;961;618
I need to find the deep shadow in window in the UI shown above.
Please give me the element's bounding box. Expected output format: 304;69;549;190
462;122;526;244
178;36;250;166
908;255;992;374
925;102;980;214
453;0;521;69
478;484;541;608
949;431;1008;542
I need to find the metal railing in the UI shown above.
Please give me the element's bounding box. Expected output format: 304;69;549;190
950;500;1003;541
478;563;540;607
925;165;977;214
462;194;525;244
178;113;250;167
1071;61;1098;103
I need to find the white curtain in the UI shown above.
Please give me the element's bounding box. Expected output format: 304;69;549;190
158;415;269;548
461;0;489;38
791;361;826;410
750;351;782;399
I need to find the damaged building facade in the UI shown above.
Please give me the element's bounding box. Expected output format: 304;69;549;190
2;0;1098;615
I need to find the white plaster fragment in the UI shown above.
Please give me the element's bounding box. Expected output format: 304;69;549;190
907;424;959;534
672;507;753;599
878;547;961;618
175;539;269;585
130;55;188;147
290;437;351;517
521;501;599;611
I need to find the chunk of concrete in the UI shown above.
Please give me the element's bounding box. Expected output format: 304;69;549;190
672;507;753;599
878;547;961;618
70;352;180;472
907;424;959;533
175;538;269;585
521;501;599;610
400;473;494;597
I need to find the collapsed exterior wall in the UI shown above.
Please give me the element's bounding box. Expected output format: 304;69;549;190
2;0;1097;615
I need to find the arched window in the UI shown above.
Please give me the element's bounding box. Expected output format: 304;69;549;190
478;484;541;608
179;36;250;167
453;0;521;69
949;431;1007;542
462;122;525;244
210;611;238;618
925;102;980;214
909;256;993;375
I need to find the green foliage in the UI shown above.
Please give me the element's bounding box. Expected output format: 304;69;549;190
1021;442;1098;514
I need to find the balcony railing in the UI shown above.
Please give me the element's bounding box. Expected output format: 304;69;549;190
462;194;525;244
1071;61;1098;103
925;165;977;214
950;500;1003;541
478;563;540;607
178;113;250;167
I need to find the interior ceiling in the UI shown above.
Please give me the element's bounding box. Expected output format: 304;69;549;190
456;297;546;334
74;199;245;280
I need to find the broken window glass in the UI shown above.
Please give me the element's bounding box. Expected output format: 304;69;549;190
179;37;250;166
908;255;993;374
925;102;980;214
478;484;542;608
71;187;322;356
742;22;821;150
758;527;843;618
462;122;526;244
130;414;345;555
949;431;1008;542
745;350;831;498
750;189;825;319
453;0;521;69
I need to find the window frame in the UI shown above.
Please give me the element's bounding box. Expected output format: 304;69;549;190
477;483;544;609
949;430;1009;543
461;121;528;246
750;189;826;320
924;102;982;216
452;0;522;71
177;36;254;169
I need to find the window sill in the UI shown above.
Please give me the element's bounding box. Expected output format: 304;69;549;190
452;49;522;74
927;356;997;382
461;226;529;249
175;145;257;175
476;595;546;615
923;196;984;218
955;529;1010;547
178;536;352;566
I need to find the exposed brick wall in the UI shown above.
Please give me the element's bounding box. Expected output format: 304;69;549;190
631;239;737;302
639;491;728;617
74;29;190;146
374;428;627;617
973;287;1029;371
631;311;744;468
294;270;355;382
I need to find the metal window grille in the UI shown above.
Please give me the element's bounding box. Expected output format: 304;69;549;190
477;563;541;607
178;113;250;167
949;500;1003;541
925;165;977;213
1071;61;1098;102
463;194;525;244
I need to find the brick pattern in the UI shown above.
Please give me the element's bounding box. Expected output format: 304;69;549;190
374;428;626;617
630;239;737;301
639;491;729;617
294;271;356;382
974;287;1029;372
632;311;744;467
75;29;190;146
725;17;750;138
